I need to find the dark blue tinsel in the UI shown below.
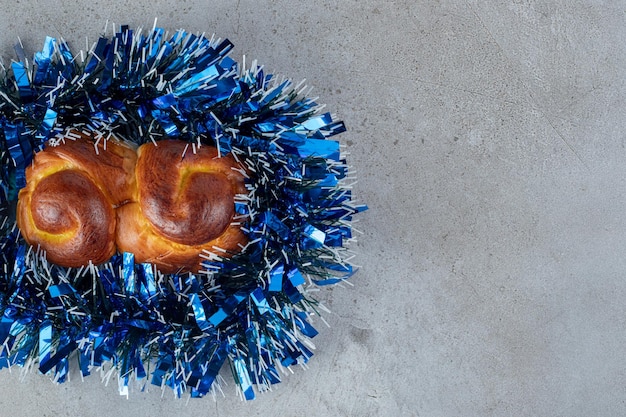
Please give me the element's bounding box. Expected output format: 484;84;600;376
0;25;366;399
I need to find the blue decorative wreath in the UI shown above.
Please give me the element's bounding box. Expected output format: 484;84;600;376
0;25;366;399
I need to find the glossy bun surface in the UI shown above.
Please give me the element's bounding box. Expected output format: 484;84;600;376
17;132;246;272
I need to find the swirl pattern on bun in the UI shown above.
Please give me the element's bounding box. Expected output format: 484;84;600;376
16;131;137;267
17;132;247;272
116;140;247;273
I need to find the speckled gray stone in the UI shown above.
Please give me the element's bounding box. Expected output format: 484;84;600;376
0;1;625;416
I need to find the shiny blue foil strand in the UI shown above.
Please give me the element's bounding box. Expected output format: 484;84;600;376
0;25;367;399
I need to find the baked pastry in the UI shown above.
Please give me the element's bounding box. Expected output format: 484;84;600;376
116;140;247;273
16;131;137;267
0;27;367;397
17;131;246;272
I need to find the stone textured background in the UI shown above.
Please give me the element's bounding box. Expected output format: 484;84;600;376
0;1;625;416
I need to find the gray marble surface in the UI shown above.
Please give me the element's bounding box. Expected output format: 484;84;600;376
0;1;625;416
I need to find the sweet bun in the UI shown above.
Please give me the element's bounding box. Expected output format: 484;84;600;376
17;131;137;267
17;131;247;272
116;140;247;273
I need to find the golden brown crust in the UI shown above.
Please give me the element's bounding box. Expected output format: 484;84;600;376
18;131;247;273
46;132;137;206
116;140;247;273
116;202;247;273
20;170;116;266
16;131;134;267
136;141;237;245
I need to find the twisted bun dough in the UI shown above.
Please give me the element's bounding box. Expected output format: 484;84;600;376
17;131;247;272
17;132;137;267
116;140;247;273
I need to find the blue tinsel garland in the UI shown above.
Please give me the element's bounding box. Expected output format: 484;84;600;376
0;25;366;399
